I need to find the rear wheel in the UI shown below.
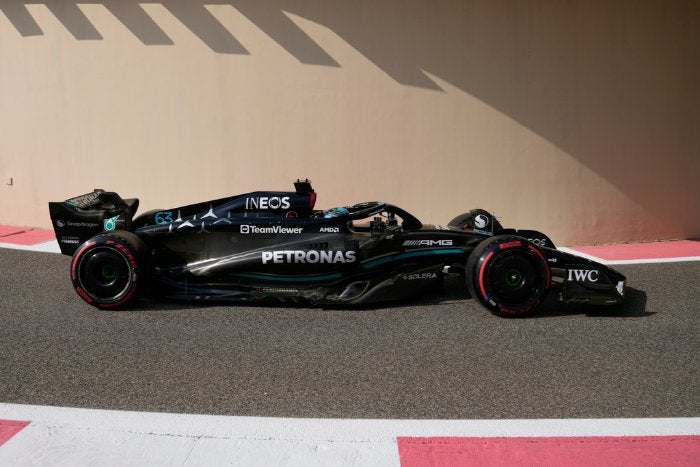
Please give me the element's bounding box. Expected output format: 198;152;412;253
466;235;550;317
70;231;147;309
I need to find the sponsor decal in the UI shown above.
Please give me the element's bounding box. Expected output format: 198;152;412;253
262;250;356;265
567;269;600;282
202;206;218;219
103;215;120;231
155;211;174;224
403;240;454;247
402;272;438;280
434;225;450;231
56;220;66;228
258;287;300;294
110;240;138;268
474;214;489;230
240;225;303;234
60;236;81;245
67;192;100;209
528;238;548;246
64;221;100;228
319;227;340;233
245;196;291;210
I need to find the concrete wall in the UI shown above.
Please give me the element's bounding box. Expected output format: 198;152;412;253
1;1;698;245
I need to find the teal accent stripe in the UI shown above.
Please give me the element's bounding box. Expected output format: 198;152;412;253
232;272;342;282
362;249;465;269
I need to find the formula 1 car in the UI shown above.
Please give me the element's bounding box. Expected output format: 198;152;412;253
49;180;626;316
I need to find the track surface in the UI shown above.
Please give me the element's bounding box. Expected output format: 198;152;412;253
1;248;698;419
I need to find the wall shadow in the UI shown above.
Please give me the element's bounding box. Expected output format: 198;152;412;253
44;0;102;39
102;0;172;45
1;1;43;36
232;2;338;66
161;1;247;53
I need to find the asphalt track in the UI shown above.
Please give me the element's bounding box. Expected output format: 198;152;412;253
0;248;698;420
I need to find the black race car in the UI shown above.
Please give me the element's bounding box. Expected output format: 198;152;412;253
49;180;626;316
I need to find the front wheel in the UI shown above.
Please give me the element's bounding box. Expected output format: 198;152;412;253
466;235;550;317
70;231;148;309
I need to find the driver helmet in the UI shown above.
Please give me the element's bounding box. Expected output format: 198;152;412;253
323;207;350;218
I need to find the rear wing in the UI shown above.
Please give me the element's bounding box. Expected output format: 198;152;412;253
48;190;139;255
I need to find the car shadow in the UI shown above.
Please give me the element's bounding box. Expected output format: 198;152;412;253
116;277;650;319
533;286;652;319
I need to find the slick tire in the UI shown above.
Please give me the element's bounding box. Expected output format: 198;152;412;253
70;231;148;309
466;235;550;317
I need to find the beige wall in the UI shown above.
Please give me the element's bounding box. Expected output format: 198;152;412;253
1;1;698;245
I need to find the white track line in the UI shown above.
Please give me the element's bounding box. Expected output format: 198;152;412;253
0;403;698;466
557;247;700;265
603;256;700;265
0;239;60;253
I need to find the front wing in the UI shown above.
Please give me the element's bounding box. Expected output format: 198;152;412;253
543;248;626;306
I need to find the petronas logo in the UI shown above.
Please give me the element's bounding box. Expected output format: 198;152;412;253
103;215;120;232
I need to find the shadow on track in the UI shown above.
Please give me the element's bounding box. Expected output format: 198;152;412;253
535;287;652;319
118;276;650;320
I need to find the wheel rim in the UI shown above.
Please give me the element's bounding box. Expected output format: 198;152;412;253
486;250;543;308
78;247;132;302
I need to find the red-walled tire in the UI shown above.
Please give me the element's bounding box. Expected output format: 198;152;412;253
70;231;147;309
466;235;550;317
